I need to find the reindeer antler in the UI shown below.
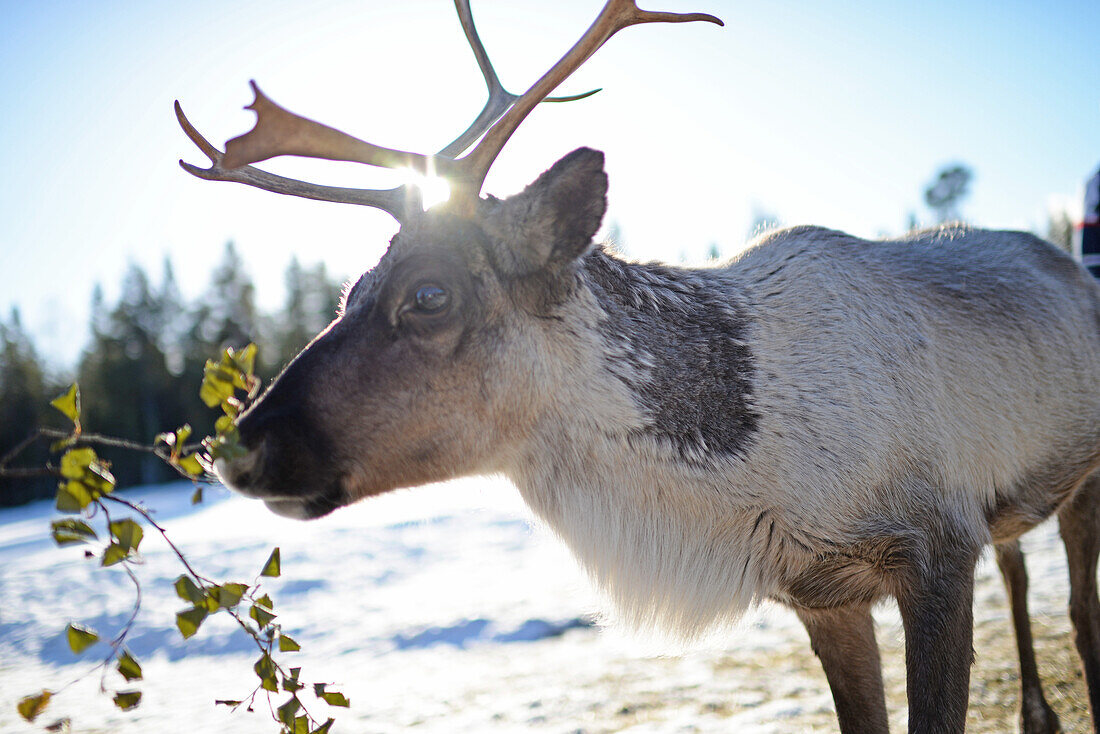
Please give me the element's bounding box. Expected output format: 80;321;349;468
176;0;722;221
175;99;411;217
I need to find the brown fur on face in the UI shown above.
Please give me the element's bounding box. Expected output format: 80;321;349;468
221;149;609;517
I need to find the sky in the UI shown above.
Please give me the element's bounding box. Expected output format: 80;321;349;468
1;0;1097;368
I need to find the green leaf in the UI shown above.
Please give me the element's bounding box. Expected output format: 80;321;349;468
230;343;258;378
211;359;239;383
66;623;99;654
174;575;206;605
109;519;143;552
176;607;208;639
17;690;51;722
191;486;204;505
207;434;248;461
215;415;236;435
278;634;301;652
313;683;326;697
59;447;96;480
55;481;94;513
201;592;221;612
86;461;116;493
50;519;97;546
261;547;281;577
250;604;277;629
117;650;143;682
255;593;274;609
176;453;205;478
276;696;301;726
319;690;350;707
49;436;75;453
112;690;142;711
222;396;243;419
199;380;229;409
310;719;334;734
43;716;71;732
215;582;249;609
283;667;303;693
214;700;242;707
50;384;80;424
292;714;310;734
254;653;279;692
101;543;129;567
200;361;236;408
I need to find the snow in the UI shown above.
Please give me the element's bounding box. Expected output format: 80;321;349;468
0;477;1087;733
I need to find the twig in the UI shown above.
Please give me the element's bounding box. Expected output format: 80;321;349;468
0;426;215;484
115;564;144;649
102;494;212;585
0;467;60;479
93;502;145;693
0;430;45;467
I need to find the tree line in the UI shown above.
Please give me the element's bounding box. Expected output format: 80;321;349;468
0;243;342;506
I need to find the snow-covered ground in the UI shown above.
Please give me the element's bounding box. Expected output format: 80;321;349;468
0;478;1090;733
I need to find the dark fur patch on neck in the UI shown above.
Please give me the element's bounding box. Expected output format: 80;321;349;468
582;248;758;463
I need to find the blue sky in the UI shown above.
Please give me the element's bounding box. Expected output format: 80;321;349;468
1;0;1097;366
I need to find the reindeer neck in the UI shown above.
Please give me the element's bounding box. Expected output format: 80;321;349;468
504;248;772;636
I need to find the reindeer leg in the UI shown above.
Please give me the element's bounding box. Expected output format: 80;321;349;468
996;540;1061;734
796;603;890;734
895;538;980;734
1058;475;1100;727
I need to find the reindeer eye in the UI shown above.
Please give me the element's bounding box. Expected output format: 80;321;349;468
413;284;449;313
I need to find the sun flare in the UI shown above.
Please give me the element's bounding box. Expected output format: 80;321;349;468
401;169;451;211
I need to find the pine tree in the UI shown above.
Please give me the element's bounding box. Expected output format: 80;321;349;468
78;264;176;485
271;257;341;371
197;242;258;352
0;308;59;505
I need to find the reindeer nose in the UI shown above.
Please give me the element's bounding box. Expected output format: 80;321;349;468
213;440;266;497
229;395;319;495
236;401;301;451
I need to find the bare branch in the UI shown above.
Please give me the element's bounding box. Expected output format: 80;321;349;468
0;467;60;479
103;494;214;586
0;428;61;480
0;427;213;483
1;430;47;468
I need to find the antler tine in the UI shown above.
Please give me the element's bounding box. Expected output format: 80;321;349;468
438;0;601;159
452;0;722;200
175;100;412;218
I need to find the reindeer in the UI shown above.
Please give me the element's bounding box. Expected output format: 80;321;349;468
175;2;1100;731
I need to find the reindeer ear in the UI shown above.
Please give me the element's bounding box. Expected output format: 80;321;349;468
480;147;608;277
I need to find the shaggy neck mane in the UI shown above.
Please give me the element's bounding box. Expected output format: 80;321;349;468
510;247;771;638
581;247;758;464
